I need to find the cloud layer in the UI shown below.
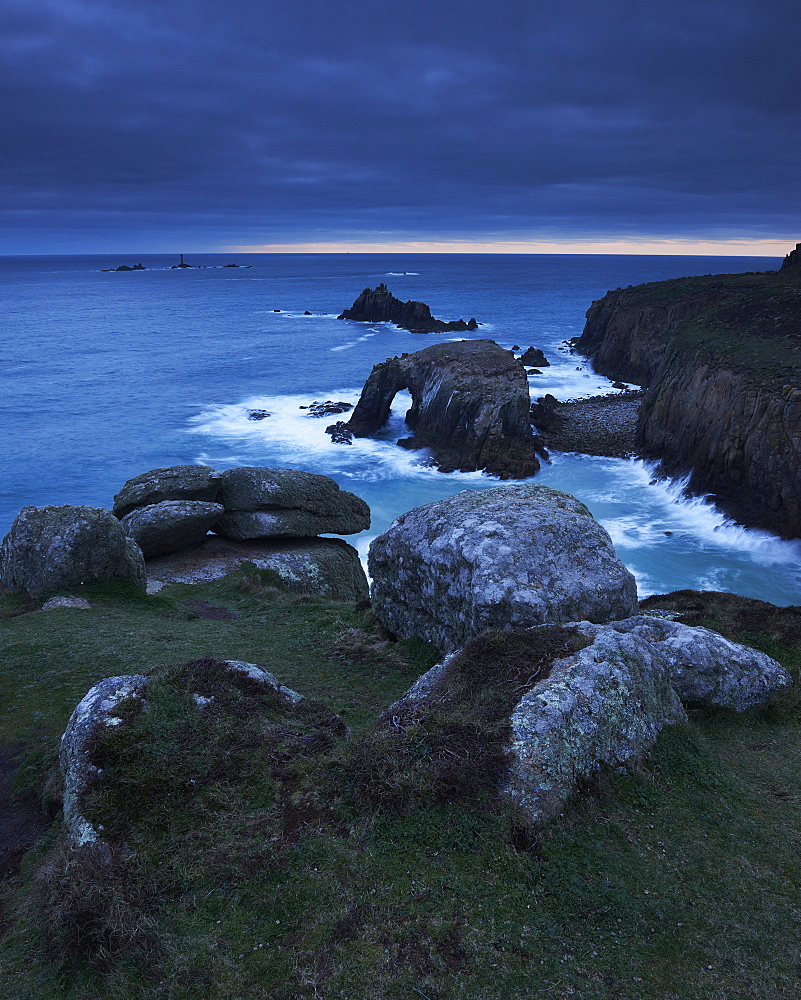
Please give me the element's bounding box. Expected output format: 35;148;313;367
2;0;799;251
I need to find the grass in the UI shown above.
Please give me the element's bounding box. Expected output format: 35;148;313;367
606;266;801;389
1;578;800;999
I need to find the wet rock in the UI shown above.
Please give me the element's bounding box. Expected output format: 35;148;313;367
346;340;541;478
325;421;354;444
305;400;354;417
368;485;638;652
113;465;221;519
0;505;146;595
247;409;271;421
121;500;225;558
519;347;550;367
339;283;479;333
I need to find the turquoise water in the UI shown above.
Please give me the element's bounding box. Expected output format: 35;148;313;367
2;252;799;603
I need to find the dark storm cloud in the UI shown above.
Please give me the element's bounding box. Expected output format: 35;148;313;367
1;0;800;249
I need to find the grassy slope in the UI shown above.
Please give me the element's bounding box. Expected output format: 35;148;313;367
0;577;799;1000
615;266;801;387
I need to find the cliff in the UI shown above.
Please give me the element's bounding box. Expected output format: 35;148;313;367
338;283;479;333
346;339;543;477
576;266;801;538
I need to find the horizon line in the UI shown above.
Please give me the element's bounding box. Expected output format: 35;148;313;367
222;237;791;256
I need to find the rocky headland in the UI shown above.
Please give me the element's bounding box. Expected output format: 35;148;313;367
345;339;545;477
339;283;479;333
577;263;801;538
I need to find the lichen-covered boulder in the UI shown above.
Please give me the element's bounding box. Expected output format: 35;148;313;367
382;615;790;829
60;674;149;850
59;662;332;852
145;535;369;601
215;467;370;537
602;616;791;711
121;500;225;558
368;485;637;652
0;505;146;595
112;465;221;518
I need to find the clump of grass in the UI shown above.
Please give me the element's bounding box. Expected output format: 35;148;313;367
231;562;285;601
24;838;159;969
85;658;346;845
348;626;590;815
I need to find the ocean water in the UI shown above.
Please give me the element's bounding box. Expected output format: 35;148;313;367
2;252;800;605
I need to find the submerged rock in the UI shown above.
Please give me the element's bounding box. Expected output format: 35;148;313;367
368;485;638;652
325;421;354;444
113;465;222;519
345;339;543;478
0;505;145;595
339;283;479;333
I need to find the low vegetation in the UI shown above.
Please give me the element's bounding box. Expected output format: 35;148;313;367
1;573;799;999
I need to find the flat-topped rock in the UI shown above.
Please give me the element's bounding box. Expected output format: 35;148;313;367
215;467;370;537
113;465;222;518
146;535;369;601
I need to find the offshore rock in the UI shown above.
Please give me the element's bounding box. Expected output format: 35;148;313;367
346;339;542;478
519;347;550;367
121;500;225;558
215;467;369;537
145;535;369;601
368;485;637;652
0;505;146;595
338;283;478;333
113;465;222;519
577;265;801;537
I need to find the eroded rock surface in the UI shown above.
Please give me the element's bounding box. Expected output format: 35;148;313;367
0;505;146;594
113;465;222;519
121;500;225;558
384;616;789;828
368;485;638;651
346;340;543;478
577;265;801;537
60;674;149;850
146;535;369;601
214;467;370;538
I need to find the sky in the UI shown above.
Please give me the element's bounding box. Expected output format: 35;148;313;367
1;0;800;255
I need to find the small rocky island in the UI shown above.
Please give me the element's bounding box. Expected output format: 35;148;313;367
343;339;545;477
339;283;479;333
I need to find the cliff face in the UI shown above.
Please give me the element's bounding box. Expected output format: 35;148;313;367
346;339;542;478
577;268;801;539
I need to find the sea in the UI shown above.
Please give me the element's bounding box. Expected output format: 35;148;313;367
2;252;800;605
